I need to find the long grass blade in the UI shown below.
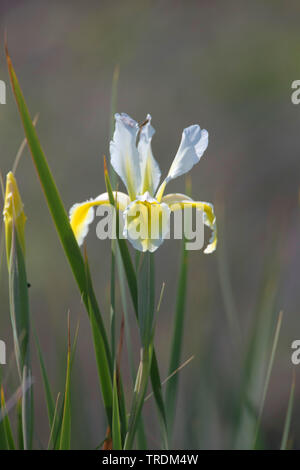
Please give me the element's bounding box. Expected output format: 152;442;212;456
34;328;55;427
47;393;61;450
165;241;188;437
6;46;113;426
253;310;283;448
104;161;168;447
8;225;33;448
280;373;295;450
13;113;39;174
124;345;153;450
232;236;281;449
109;64;120;365
84;253;113;425
112;368;122;450
0;387;15;449
59;315;72;450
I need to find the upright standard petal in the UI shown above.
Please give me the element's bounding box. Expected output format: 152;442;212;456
162;193;217;254
168;125;208;179
138;114;161;196
156;125;208;201
110;113;141;200
69;191;129;246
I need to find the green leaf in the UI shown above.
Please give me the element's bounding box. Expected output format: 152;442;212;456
104;164;168;448
6;47;113;427
0;387;15;450
110;245;116;361
34;328;55;427
232;237;281;449
108;65;120;365
8;227;33;449
253;310;283;448
47;393;61;450
5;44;111;363
34;327;64;449
6;49;85;297
137;253;155;347
280;373;295;450
150;353;168;449
22;365;33;450
16;399;24;450
165;241;188;437
8;228;30;379
124;345;153;450
59;318;72;450
112;368;122;450
84;254;113;425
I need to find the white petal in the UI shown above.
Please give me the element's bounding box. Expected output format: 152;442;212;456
138;114;161;196
109;113;141;199
167;125;208;180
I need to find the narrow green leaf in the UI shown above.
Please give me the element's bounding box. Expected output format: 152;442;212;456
124;254;155;450
16;399;24;450
6;47;113;426
104;163;168;448
232;237;282;449
0;387;15;450
124;345;153;450
112;368;122;450
108;65;120;362
5;45;111;366
84;254;113;425
8;226;33;448
166;242;188;436
253;310;283;448
6;48;85;296
59;316;72;450
280;373;295;450
47;393;61;450
12;113;39;174
34;328;55;427
150;353;168;449
52;396;65;450
137;253;155;347
110;246;116;361
22;365;33;450
8;228;30;379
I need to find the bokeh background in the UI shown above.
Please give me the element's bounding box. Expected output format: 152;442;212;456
0;0;300;449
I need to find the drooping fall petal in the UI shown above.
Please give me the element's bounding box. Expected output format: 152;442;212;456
69;191;129;246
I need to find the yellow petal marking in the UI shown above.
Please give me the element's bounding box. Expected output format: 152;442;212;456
162;193;217;254
69;191;129;246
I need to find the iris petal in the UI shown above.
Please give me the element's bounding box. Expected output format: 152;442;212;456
123;192;170;252
110;113;141;199
138;114;161;196
69;191;129;246
168;125;208;180
156;125;208;201
162;193;217;254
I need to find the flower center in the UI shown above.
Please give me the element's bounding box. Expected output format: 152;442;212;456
123;193;171;252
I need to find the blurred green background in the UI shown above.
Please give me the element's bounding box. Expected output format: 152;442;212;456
0;0;300;449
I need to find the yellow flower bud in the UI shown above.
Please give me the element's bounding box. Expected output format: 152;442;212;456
3;171;26;263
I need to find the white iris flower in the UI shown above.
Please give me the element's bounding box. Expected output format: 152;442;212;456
69;113;217;253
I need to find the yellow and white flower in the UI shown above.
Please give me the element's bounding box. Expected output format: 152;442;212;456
69;113;217;253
